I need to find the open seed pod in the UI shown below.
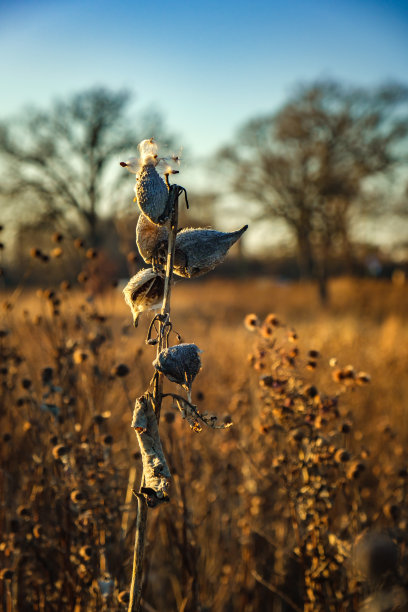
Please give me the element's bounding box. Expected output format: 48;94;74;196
136;213;169;264
123;268;165;327
154;225;248;278
131;393;170;507
153;343;202;391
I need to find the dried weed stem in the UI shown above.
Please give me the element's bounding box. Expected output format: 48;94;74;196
128;185;179;612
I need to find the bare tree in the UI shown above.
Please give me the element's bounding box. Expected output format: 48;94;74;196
0;87;169;246
218;80;408;301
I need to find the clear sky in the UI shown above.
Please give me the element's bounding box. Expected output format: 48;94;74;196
0;0;407;159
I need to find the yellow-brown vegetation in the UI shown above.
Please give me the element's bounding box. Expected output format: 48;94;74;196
1;270;408;611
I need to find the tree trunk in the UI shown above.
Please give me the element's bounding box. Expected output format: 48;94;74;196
296;231;315;279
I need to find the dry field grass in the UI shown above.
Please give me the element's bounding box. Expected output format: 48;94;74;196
1;273;408;611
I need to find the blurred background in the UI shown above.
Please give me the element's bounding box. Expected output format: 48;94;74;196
0;0;407;298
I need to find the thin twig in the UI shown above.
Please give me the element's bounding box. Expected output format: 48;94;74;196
251;569;303;612
128;185;180;612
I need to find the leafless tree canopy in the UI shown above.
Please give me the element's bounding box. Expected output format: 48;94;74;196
0;87;168;245
219;80;408;298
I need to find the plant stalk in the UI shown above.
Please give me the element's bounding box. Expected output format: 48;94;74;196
128;185;180;612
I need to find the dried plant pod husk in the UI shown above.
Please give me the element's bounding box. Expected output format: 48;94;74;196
123;268;165;327
136;213;169;264
153;343;202;391
156;225;248;278
131;393;170;507
135;162;170;225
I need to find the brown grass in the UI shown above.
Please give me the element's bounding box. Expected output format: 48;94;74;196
1;274;408;611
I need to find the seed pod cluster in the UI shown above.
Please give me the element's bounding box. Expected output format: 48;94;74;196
122;139;248;278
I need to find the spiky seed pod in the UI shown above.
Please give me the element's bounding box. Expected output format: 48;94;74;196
123;269;165;327
156;225;248;278
136;213;169;264
153;343;202;391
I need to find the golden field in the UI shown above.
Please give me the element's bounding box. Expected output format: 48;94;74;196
1;274;408;611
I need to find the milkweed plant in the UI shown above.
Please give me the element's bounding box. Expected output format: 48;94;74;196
120;138;248;611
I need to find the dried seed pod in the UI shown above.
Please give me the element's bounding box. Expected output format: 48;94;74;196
132;394;170;506
123;269;165;327
153;343;202;391
135;162;170;224
136;213;168;264
120;139;171;225
157;225;248;278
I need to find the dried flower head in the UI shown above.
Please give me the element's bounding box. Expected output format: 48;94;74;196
111;363;130;377
79;545;92;561
356;372;371;384
52;232;64;243
73;349;88;364
30;247;43;259
123;268;165;327
244;313;260;331
70;489;87;504
0;568;14;580
265;313;280;327
86;248;98;259
118;591;130;604
153;343;202;392
52;444;69;460
74;237;85;249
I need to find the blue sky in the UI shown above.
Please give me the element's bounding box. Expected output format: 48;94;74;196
0;0;407;158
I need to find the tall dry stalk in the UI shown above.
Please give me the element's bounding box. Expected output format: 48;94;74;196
120;140;247;611
128;184;179;612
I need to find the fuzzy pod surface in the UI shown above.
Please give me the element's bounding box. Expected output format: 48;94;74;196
123;268;165;327
135;163;170;225
153;343;202;391
171;225;248;278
